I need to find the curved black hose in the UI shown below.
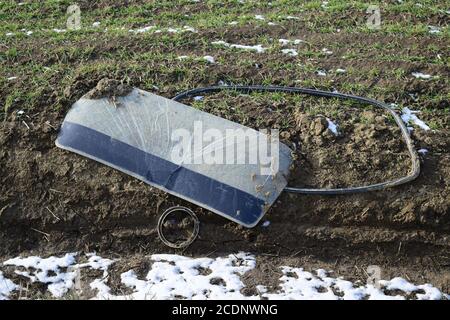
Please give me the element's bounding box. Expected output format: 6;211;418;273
173;85;420;194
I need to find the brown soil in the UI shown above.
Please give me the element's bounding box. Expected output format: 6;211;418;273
83;78;133;99
1;83;449;291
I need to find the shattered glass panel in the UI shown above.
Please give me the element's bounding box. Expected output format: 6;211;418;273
56;89;292;227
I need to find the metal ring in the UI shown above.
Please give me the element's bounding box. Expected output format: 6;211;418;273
157;206;200;249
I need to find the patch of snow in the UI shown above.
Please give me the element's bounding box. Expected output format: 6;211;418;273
281;48;298;57
102;253;257;300
0;271;17;300
92;22;101;27
90;277;111;298
177;55;189;60
17;110;24;115
285;15;301;20
335;68;346;74
262;267;430;300
212;40;266;53
418;148;428;155
203;55;215;63
262;221;270;227
228;21;238;25
76;253;115;274
7;76;17;81
267;22;277;26
3;253;114;298
131;25;155;33
25;30;33;36
254;15;265;21
316;70;327;76
428;26;441;34
4;253;78;297
326;118;339;135
322;48;333;55
279;39;303;46
79;254;115;299
52;28;66;33
194;96;204;101
6;32;14;36
183;26;196;33
1;253;448;300
401;107;430;131
379;277;444;300
412;72;432;80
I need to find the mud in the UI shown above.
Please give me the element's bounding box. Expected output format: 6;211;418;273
1;83;449;290
83;78;133;99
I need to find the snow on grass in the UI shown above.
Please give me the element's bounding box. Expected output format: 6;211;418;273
322;48;333;55
379;277;444;300
281;48;298;57
130;25;156;33
129;26;196;34
1;253;448;300
316;70;327;76
76;253;115;272
203;55;215;63
92;21;101;27
279;39;303;46
262;267;445;300
428;26;441;34
101;253;257;300
335;68;346;74
0;271;17;300
254;15;265;21
3;253;115;298
401;107;430;131
4;253;77;297
183;26;197;33
412;72;432;80
212;40;267;53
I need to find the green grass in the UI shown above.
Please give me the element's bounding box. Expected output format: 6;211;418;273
0;0;448;123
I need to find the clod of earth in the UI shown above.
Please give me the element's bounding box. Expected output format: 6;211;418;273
84;78;133;99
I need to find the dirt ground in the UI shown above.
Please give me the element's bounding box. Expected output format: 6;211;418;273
1;83;449;293
0;1;449;295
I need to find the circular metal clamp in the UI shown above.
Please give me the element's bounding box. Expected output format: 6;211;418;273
157;206;200;249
